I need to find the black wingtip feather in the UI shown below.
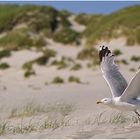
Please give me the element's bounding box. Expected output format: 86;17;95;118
99;46;111;63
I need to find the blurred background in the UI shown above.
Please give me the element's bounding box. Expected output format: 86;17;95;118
0;1;139;138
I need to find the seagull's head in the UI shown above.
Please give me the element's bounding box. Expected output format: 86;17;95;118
96;98;112;105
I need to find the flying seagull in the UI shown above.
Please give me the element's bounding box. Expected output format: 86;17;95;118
97;46;140;119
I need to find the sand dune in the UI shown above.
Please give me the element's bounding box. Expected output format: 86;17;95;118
0;38;139;138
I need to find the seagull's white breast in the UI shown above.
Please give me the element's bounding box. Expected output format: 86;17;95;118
110;97;136;111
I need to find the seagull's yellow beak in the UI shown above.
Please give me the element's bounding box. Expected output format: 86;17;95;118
96;100;102;104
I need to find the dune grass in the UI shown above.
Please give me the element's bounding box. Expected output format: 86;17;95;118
22;48;56;68
113;49;122;56
83;111;139;126
51;76;64;84
53;27;79;44
70;63;82;71
130;55;140;62
0;28;33;50
0;103;74;135
24;69;36;78
75;5;140;46
22;48;56;78
0;49;11;59
9;103;74;118
77;47;98;60
0;108;139;136
50;56;76;70
68;76;81;83
51;59;68;70
0;62;10;70
0;118;68;135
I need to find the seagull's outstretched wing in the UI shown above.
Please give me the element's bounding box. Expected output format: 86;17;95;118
99;46;128;97
120;69;140;101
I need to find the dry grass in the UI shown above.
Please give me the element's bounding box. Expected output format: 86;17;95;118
82;111;140;126
9;103;74;118
0;109;139;136
0;117;70;135
0;103;74;136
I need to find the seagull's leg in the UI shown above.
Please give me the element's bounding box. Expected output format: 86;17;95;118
134;110;140;122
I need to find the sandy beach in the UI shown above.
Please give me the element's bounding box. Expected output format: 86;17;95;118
0;36;139;138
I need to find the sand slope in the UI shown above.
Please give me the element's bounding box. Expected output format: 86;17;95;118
0;37;139;138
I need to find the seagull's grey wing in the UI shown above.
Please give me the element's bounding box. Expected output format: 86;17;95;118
120;69;140;101
99;46;128;97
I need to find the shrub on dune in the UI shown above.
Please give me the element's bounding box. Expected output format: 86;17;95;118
52;76;64;84
131;55;140;62
113;49;122;56
70;63;82;71
77;47;98;60
22;61;33;70
51;59;68;70
121;59;129;65
34;36;47;49
0;62;10;70
24;69;36;78
0;28;33;50
0;49;11;59
68;76;81;83
42;48;56;58
53;27;79;44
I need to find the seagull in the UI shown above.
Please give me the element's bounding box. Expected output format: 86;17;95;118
96;46;140;119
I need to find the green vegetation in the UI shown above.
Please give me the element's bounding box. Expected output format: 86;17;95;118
9;103;73;118
33;48;56;66
115;59;129;65
0;62;10;70
51;59;68;69
53;27;79;44
0;4;79;48
77;47;98;60
43;48;56;57
70;63;82;71
22;61;33;71
0;49;11;59
75;13;103;26
87;60;99;69
109;113;129;124
0;29;47;50
75;5;140;46
0;28;33;50
130;55;140;62
0;4;140;47
24;69;36;78
52;76;64;84
34;56;49;66
22;48;56;78
121;59;129;65
0;121;8;135
50;56;77;70
34;36;47;49
113;49;122;56
0;5;38;32
23;48;56;70
0;103;74;135
68;76;81;83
